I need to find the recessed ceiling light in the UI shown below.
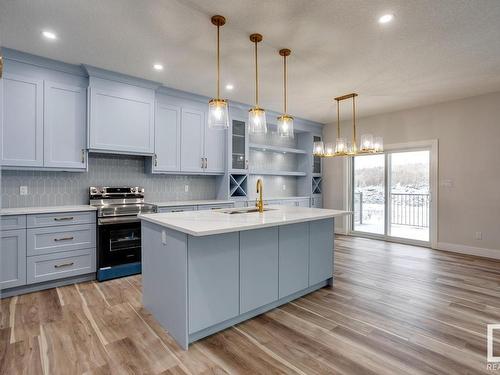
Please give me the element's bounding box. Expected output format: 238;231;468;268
42;30;57;40
225;83;234;91
153;64;164;71
378;14;394;24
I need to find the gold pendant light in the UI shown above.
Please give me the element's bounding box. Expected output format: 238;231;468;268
313;93;384;157
248;33;267;134
208;15;229;130
277;48;294;138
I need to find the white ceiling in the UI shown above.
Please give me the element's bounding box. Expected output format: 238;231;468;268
1;0;500;123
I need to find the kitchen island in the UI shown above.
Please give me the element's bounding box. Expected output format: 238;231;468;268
139;206;349;349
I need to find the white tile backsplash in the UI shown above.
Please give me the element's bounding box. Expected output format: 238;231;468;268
1;154;216;208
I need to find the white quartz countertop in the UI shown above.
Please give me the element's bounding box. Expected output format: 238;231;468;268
139;206;350;236
152;200;234;207
0;205;97;216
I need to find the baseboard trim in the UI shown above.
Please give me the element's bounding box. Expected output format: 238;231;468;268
437;242;500;260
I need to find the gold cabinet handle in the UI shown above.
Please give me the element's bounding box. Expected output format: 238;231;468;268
54;217;74;221
54;262;74;268
54;236;74;242
201;157;204;168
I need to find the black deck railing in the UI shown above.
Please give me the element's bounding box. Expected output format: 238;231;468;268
354;192;430;228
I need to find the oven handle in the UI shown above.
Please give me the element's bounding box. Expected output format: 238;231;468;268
98;217;140;225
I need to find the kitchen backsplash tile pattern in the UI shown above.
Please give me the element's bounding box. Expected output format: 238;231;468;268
1;154;216;208
247;175;298;200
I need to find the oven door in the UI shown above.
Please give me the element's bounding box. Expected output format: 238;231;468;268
97;219;141;268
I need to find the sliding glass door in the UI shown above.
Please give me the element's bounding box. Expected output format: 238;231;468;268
351;147;432;245
353;154;385;235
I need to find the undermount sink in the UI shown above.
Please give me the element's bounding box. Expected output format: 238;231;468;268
220;207;276;215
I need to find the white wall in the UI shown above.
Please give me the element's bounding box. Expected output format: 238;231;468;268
323;91;500;257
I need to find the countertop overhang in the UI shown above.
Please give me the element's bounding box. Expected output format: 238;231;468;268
0;205;97;216
139;206;351;236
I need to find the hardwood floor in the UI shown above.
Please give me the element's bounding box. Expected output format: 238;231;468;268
1;235;500;374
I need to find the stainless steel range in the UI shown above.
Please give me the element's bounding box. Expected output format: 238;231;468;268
89;186;157;281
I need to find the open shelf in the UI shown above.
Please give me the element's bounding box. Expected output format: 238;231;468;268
229;174;248;197
250;170;307;177
249;143;307;155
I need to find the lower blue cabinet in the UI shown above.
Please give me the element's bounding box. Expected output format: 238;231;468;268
0;229;27;289
240;227;279;314
309;219;334;285
279;223;309;298
188;233;239;333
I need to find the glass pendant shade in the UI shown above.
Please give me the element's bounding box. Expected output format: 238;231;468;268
324;142;334;157
277;115;294;138
313;141;325;156
248;107;267;134
335;138;347;154
373;136;384;152
346;141;357;156
360;134;374;152
208;99;229;129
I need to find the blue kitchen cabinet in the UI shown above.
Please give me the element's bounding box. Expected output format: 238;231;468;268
188;233;239;333
240;227;279;313
1;73;44;167
154;103;181;172
88;78;155;155
180;108;205;172
309;218;334;285
44;81;87;170
0;229;27;290
278;222;309;298
204;120;226;173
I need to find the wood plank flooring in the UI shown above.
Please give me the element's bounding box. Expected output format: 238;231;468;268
1;235;500;374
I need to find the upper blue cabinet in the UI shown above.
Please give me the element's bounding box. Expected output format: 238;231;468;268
44;81;87;169
1;50;88;171
86;67;159;155
149;91;225;175
1;73;44;167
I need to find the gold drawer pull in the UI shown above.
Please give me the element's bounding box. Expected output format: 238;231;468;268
54;236;74;242
54;262;74;268
54;217;74;221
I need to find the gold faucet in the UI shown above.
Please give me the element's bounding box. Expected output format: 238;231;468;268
256;178;264;213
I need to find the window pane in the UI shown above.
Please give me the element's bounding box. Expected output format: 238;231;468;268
353;154;385;235
389;150;430;242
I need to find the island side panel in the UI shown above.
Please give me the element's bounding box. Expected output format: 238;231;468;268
142;221;189;349
309;218;334;285
278;222;310;298
240;227;279;314
188;232;240;334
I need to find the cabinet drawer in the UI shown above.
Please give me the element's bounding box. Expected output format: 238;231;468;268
1;215;26;230
27;248;95;284
27;211;95;228
197;203;234;211
27;224;95;256
159;206;196;213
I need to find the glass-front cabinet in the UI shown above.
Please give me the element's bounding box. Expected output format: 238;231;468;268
231;119;248;171
313;135;322;174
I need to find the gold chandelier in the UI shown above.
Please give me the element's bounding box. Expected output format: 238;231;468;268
313;93;383;157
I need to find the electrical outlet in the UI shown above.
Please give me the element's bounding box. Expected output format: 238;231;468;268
282;184;286;191
19;186;28;195
475;231;482;240
184;185;189;193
